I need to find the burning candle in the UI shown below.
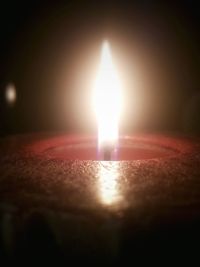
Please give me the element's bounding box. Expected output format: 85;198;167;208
0;41;200;265
24;42;178;163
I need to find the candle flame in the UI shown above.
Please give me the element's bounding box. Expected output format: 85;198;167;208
93;41;122;147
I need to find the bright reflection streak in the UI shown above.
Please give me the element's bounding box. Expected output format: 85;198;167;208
98;162;122;206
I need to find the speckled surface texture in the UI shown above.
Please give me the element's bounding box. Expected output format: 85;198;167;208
0;133;200;265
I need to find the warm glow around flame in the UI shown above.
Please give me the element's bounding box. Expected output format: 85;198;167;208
93;41;122;147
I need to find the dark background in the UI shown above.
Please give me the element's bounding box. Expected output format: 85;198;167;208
0;0;200;137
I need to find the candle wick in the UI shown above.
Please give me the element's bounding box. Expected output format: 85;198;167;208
100;142;117;161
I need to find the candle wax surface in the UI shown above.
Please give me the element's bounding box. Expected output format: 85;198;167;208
24;134;190;160
0;133;200;265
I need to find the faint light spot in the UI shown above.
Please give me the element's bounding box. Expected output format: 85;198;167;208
5;83;17;106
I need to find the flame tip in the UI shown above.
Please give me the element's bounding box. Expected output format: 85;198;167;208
103;40;110;48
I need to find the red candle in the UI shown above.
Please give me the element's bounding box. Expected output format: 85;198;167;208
24;133;192;160
0;132;200;265
0;41;200;265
